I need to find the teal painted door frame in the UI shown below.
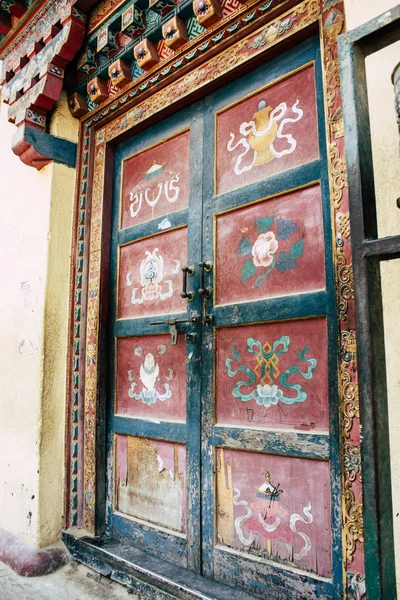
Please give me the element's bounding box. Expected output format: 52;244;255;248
107;34;342;599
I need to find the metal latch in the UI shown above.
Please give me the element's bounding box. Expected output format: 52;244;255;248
150;316;199;345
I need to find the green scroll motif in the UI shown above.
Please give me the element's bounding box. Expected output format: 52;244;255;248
225;335;317;406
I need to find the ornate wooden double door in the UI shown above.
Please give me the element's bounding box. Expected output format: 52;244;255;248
107;37;341;599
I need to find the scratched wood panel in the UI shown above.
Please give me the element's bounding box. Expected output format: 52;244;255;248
118;227;188;319
215;65;319;195
116;334;187;421
121;130;190;230
115;435;187;534
216;318;329;432
216;448;332;577
215;185;325;306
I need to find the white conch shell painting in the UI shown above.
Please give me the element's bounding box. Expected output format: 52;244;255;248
140;250;164;287
125;248;178;305
140;353;159;391
128;346;173;406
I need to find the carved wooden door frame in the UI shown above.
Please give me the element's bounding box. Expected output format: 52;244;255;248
64;1;366;597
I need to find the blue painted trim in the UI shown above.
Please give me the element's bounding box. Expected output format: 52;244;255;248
111;415;186;442
212;291;329;326
110;513;187;569
213;545;337;599
18;126;77;168
117;210;189;246
115;312;189;337
184;102;205;573
210;427;329;459
213;159;321;214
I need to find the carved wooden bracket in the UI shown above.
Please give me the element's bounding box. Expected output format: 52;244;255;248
0;0;86;169
12;125;77;170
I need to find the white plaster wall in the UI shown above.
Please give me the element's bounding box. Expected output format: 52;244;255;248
0;100;52;546
344;0;400;30
343;0;400;590
0;93;78;547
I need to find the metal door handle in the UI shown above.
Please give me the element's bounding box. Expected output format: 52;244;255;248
181;265;195;301
198;260;213;298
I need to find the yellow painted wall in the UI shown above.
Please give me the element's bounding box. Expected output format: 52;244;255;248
343;0;400;590
0;92;78;547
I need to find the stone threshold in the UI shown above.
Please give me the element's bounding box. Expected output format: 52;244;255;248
62;531;258;600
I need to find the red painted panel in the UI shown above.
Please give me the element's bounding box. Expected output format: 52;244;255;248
216;65;319;195
215;185;325;306
121;130;190;230
216;318;329;432
216;448;332;576
118;227;187;319
116;435;187;533
116;334;186;421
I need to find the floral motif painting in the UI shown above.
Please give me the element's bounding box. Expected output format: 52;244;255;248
238;214;304;286
215;185;325;306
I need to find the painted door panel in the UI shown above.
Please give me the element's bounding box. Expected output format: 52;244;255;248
107;36;341;598
215;63;319;195
115;435;187;533
118;227;188;319
216;448;332;577
116;334;187;421
120;130;191;230
215;185;326;306
215;318;329;432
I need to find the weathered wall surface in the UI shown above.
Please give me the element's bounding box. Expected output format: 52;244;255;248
38;94;79;547
0;92;78;547
343;0;400;590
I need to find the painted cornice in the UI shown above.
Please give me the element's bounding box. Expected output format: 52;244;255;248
0;0;86;169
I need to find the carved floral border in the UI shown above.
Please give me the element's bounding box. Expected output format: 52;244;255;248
66;0;365;596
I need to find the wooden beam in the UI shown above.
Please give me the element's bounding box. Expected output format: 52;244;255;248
0;14;12;36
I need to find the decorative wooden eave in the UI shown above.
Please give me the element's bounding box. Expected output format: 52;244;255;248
0;0;87;169
0;0;28;38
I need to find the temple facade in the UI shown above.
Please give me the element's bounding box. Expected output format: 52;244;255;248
0;0;399;598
